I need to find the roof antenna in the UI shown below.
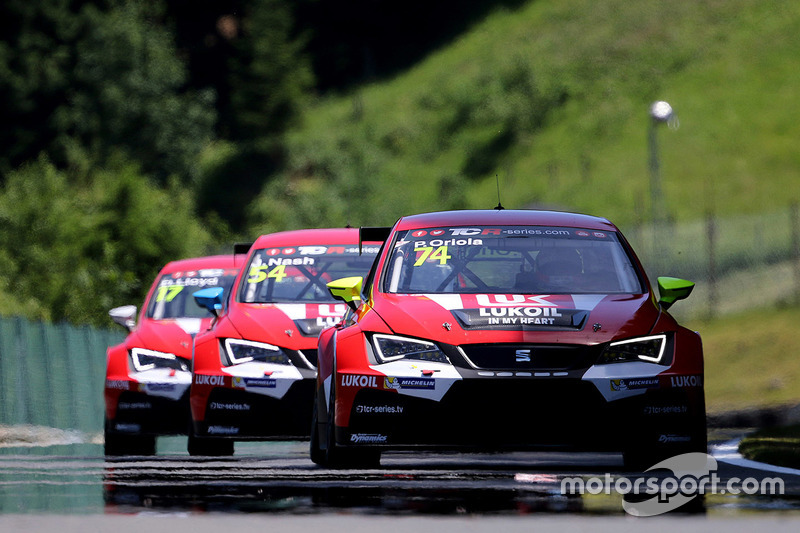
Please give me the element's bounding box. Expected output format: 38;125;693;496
494;174;505;210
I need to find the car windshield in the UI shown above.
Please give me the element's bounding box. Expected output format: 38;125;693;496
146;268;239;319
239;244;379;303
382;226;643;294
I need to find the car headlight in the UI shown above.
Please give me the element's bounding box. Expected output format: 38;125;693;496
372;334;449;364
130;348;188;372
597;334;667;364
222;339;290;366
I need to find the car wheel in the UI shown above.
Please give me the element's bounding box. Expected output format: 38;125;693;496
309;392;326;466
623;423;708;471
187;426;234;457
104;419;156;456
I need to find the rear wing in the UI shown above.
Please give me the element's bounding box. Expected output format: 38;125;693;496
359;226;391;255
233;242;254;255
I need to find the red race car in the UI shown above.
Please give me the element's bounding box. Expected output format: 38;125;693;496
104;252;245;455
312;210;706;468
189;228;380;456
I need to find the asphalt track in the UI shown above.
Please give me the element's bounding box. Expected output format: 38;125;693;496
1;429;800;531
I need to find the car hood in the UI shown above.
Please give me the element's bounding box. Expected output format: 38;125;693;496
133;318;213;358
228;302;349;348
370;293;659;345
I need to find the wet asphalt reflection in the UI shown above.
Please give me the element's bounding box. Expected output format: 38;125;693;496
2;433;800;516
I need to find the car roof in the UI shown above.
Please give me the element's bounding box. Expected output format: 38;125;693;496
159;254;243;274
251;227;362;249
394;209;618;232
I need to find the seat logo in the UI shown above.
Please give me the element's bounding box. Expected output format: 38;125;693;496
515;349;531;362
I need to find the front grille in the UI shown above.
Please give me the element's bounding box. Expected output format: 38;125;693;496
459;344;598;371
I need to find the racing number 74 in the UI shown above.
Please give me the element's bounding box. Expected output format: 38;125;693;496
414;245;451;267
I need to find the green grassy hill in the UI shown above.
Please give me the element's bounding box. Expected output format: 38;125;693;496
695;306;800;412
242;0;800;413
245;0;800;232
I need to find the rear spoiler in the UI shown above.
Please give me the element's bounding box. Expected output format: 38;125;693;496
359;226;391;255
233;242;254;255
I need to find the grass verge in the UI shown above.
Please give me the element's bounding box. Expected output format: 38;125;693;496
738;425;800;469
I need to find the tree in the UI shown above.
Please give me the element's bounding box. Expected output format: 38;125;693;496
0;0;216;185
0;156;214;326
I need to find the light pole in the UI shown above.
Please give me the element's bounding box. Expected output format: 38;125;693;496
648;100;675;226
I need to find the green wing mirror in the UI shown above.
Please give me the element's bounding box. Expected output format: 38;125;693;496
657;277;695;310
328;277;364;311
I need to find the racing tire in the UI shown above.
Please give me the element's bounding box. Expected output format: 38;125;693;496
187;426;234;457
104;419;156;456
309;394;326;466
323;382;380;469
623;423;708;471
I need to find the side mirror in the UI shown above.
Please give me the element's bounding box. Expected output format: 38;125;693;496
327;277;364;311
109;305;137;332
657;277;695;310
193;287;225;316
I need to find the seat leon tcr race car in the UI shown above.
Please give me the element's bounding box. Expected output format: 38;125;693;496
312;210;706;468
104;253;244;455
189;228;380;456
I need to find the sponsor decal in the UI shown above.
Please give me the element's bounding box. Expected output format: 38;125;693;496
114;423;141;433
318;304;347;317
350;433;388;444
659;434;692;444
297;246;330;255
195;374;225;386
232;377;276;388
383;377;435;390
295;317;338;336
141;383;176;392
475;294;557;307
244;378;276;388
670;375;703;388
210;401;251;411
452;308;587;330
479;307;562;318
118;402;152;410
264;245;377;258
207;425;240;435
610;378;660;392
355;404;405;415
643;405;688;415
106;380;129;390
341;374;379;388
293;304;347;335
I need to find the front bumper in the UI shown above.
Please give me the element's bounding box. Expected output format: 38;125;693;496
335;362;706;453
105;385;191;436
192;379;315;439
191;362;316;439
